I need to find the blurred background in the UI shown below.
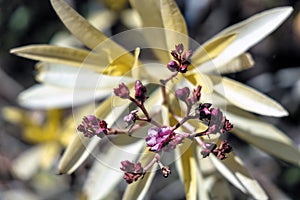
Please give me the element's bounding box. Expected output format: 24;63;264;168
0;0;300;199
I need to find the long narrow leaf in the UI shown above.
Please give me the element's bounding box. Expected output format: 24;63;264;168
208;7;293;67
228;106;300;166
10;45;107;70
160;0;188;50
210;153;268;199
213;76;288;117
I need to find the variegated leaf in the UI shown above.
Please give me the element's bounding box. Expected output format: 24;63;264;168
35;62;134;89
50;0;135;74
210;153;268;199
213;76;288;117
160;0;189;50
18;84;111;109
228;106;300;166
208;7;293;67
175;141;198;200
191;33;237;68
122;148;156;200
10;45;107;71
83;140;145;200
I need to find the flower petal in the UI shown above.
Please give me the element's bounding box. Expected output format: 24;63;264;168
18;84;111;109
10;45;107;71
209;7;293;67
213;77;288;117
228;106;300;166
210;153;268;199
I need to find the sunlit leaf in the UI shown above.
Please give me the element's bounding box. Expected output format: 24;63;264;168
208;7;293;67
35;62;134;89
197;53;254;74
129;0;162;27
83;140;145;200
129;0;169;63
122;147;156;200
227;106;300;166
18;84;111;109
210;153;268;199
184;73;214;93
58;97;117;174
10;45;107;71
213;76;288;117
50;0;135;75
191;33;237;67
160;0;188;50
50;0;111;50
175;142;197;200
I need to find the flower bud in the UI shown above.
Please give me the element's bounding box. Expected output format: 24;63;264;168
114;83;130;99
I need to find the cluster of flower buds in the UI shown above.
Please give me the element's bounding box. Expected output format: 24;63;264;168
120;160;144;184
167;43;193;73
200;140;232;160
114;80;148;104
196;106;233;136
78;43;234;185
175;85;202;108
77;115;108;137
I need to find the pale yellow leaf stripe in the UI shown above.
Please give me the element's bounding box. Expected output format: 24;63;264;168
160;0;188;50
10;45;109;71
210;153;268;200
213;76;288;117
191;33;237;67
176;141;197;200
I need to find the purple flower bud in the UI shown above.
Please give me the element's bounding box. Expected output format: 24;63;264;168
175;87;190;102
179;64;188;73
77;115;108;137
123;110;138;126
161;166;171;178
175;43;184;55
200;142;217;158
114;83;130;99
197;103;212;120
167;60;179;72
182;50;193;61
120;160;144;184
192;85;202;103
134;80;147;102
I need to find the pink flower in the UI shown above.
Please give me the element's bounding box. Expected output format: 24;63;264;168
145;127;173;151
123;110;138;126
